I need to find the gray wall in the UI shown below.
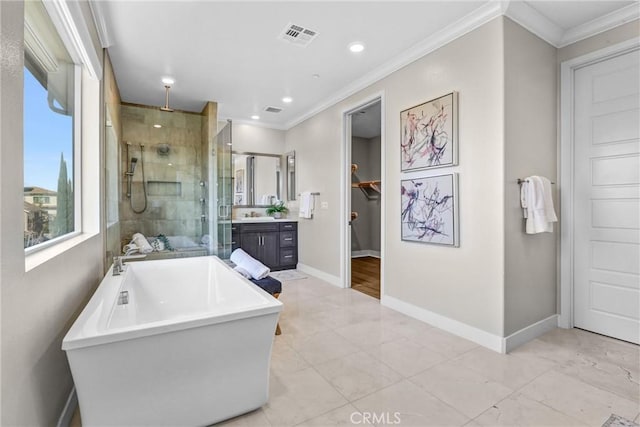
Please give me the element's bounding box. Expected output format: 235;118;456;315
503;18;558;336
558;19;640;63
285;16;639;339
233;123;285;155
351;136;381;254
286;18;507;335
0;1;105;424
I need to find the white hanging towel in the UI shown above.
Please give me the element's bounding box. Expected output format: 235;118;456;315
299;191;314;219
520;176;557;234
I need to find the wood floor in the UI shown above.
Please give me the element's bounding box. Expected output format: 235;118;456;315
351;256;380;299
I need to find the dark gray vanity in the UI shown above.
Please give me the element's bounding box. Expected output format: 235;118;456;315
231;220;298;271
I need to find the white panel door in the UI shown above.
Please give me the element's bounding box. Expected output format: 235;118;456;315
573;48;640;344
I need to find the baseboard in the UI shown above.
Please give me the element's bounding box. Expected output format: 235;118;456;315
381;295;504;353
502;314;558;353
297;263;342;288
57;386;77;427
351;250;381;258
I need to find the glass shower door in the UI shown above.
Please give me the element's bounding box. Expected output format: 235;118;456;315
210;120;233;259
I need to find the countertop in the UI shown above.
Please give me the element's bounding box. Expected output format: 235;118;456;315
231;218;298;224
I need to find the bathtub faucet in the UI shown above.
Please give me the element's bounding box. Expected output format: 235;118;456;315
112;255;147;276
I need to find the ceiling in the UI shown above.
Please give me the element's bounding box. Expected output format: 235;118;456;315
93;1;638;130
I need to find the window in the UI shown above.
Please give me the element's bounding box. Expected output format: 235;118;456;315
32;196;50;204
23;0;79;250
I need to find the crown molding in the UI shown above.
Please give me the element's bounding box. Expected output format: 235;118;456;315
558;3;640;48
88;0;112;48
503;0;564;46
228;118;287;131
284;1;503;129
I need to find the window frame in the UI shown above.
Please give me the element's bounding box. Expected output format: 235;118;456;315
22;0;102;268
23;38;83;255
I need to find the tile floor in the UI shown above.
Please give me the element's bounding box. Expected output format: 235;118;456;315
72;273;639;427
219;274;639;427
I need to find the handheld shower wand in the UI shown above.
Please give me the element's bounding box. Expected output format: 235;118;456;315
127;145;147;213
126;158;138;176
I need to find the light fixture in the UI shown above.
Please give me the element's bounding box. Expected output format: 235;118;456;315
312;74;320;79
251;115;260;120
282;96;293;103
161;77;175;85
348;42;365;53
153;124;162;128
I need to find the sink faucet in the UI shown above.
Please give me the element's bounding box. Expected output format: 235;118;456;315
112;254;147;276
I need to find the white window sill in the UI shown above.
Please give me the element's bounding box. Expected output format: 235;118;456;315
25;231;99;272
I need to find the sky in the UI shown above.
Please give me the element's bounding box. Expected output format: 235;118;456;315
23;66;73;192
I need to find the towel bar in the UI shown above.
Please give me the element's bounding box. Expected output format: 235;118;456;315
297;192;320;196
517;178;555;185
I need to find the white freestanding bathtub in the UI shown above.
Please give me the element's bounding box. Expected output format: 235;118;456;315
62;256;282;426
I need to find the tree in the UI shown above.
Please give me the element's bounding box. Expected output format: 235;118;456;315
53;153;73;236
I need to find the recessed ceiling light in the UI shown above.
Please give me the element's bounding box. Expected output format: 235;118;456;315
251;115;260;120
282;96;293;103
161;77;175;85
348;42;365;53
312;74;320;79
153;124;162;128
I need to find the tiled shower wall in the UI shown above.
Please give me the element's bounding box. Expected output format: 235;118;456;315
120;104;204;248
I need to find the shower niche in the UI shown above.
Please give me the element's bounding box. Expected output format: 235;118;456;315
113;103;232;260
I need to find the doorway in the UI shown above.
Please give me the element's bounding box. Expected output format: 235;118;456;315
347;99;382;299
560;40;639;344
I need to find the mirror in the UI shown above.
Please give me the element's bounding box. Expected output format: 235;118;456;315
233;152;282;206
286;151;296;201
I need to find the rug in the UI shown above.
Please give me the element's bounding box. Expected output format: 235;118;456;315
269;270;307;281
602;414;639;427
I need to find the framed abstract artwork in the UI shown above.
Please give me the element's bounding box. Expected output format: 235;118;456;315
401;173;459;246
400;92;458;171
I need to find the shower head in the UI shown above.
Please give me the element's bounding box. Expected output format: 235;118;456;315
160;85;174;112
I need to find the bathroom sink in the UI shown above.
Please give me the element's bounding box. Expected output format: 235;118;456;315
240;217;275;221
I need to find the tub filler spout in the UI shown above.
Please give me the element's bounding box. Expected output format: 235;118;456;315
112;254;147;276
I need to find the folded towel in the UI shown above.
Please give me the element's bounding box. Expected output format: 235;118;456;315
131;233;153;253
299;191;314;219
233;266;252;279
521;176;557;234
122;244;140;256
230;248;270;280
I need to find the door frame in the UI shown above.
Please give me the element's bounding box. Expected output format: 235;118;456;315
559;38;639;328
340;91;385;294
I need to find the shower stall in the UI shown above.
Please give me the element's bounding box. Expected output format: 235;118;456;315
113;103;233;260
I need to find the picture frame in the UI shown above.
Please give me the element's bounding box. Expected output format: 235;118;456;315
401;173;459;246
234;168;244;193
400;92;458;172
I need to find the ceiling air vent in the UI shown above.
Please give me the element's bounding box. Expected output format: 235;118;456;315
264;106;283;113
278;22;318;47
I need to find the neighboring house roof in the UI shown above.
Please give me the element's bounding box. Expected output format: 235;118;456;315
24;186;57;195
24;201;42;212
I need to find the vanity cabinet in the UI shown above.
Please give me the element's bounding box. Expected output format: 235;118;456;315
232;222;298;271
